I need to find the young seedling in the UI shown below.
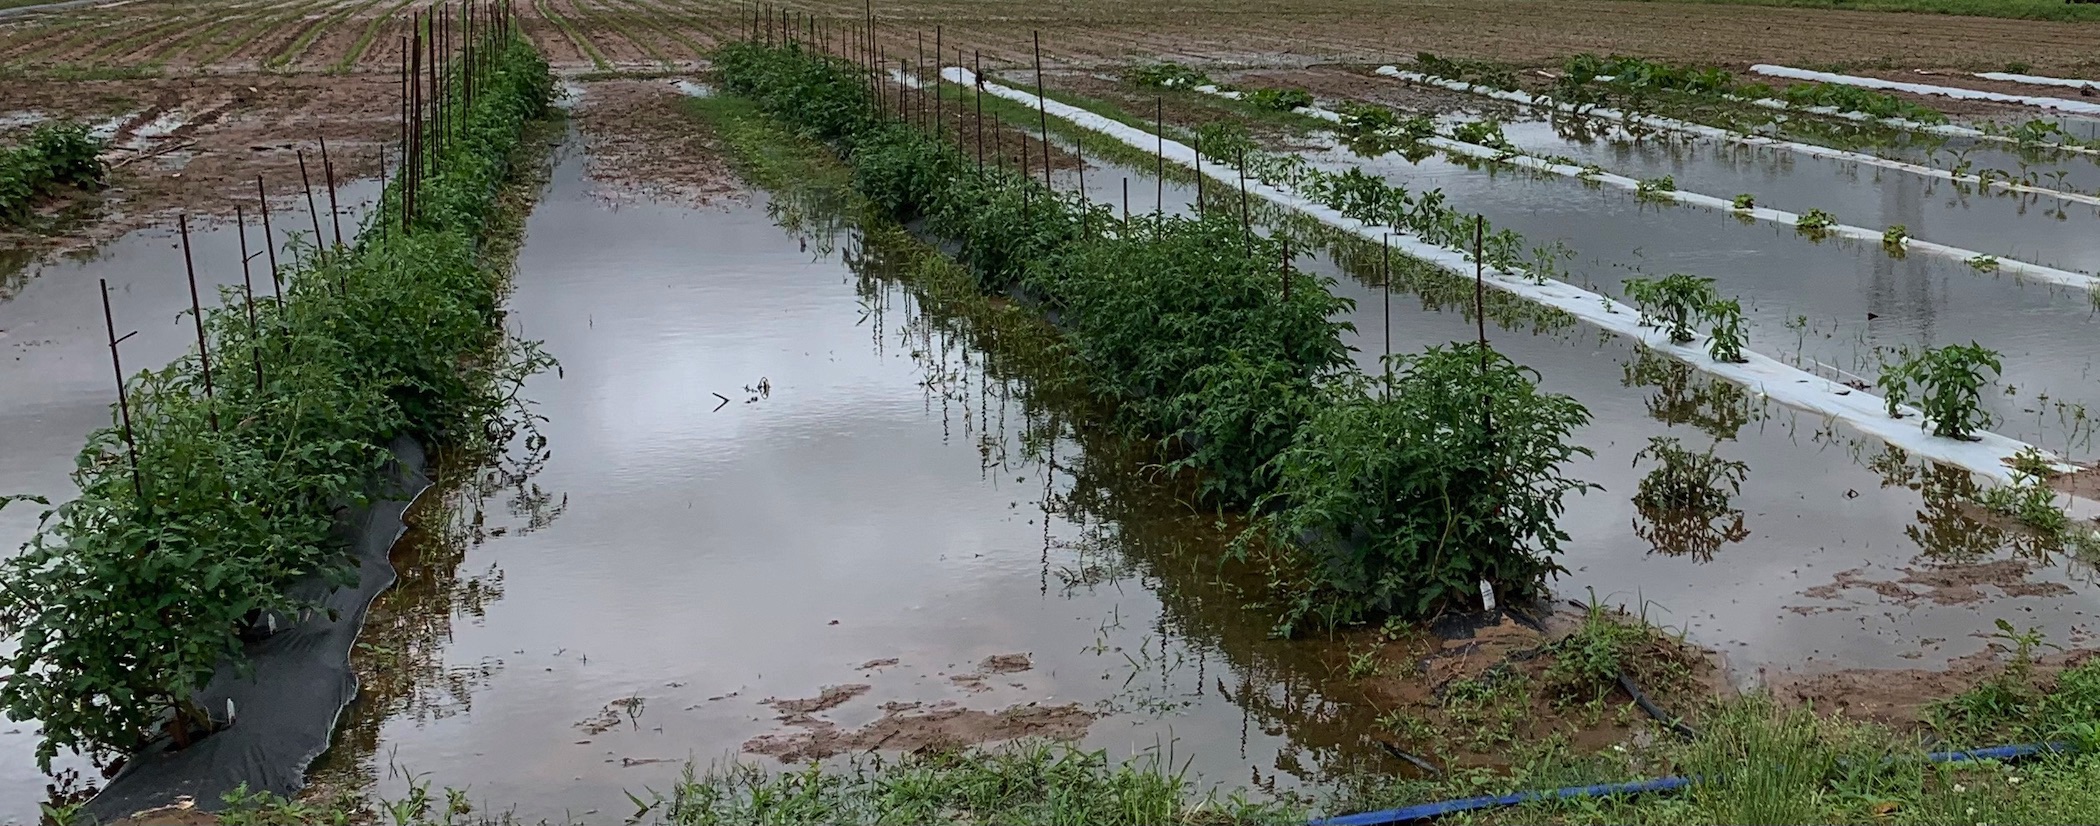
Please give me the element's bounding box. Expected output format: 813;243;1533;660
1731;193;1755;210
1968;254;2000;272
1877;343;2003;440
1705;298;1748;363
1623;274;1719;344
1635;175;1676;200
1882;224;1908;252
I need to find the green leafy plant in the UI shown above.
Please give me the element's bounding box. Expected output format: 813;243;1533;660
1704;298;1748;363
0;121;104;225
1242;87;1313;112
1731;193;1755;210
1127;62;1210;89
1795;208;1837;233
0;36;554;771
1881;223;1908;250
1968;253;2000;271
1635;175;1676;200
1876;343;2003;440
1257;344;1596;623
1412;52;1518;91
1622;274;1719;343
1450;118;1509;149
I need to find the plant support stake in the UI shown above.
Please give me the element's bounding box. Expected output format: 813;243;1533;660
177;213;219;432
98;279;143;501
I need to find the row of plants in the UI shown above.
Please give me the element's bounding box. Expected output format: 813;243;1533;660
719;40;1598;629
0;38;554;770
0;122;103;226
1552;53;1951;124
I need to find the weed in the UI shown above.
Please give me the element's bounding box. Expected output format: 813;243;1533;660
1346;648;1381;679
1876;343;2002;440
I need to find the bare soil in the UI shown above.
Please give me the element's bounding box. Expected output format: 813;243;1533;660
573;78;743;206
1801;559;2075;606
1769;648;2100;730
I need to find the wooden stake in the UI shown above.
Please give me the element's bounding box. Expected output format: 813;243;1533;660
319;136;344;252
973;50;984;175
1032;31;1050;189
99;279;144;501
237;204;264;393
296;150;325;266
177;213;219;432
257;176;282;302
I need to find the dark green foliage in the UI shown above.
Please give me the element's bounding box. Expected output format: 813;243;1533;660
1782;82;1948;124
0;121;104;224
1257;346;1596;623
0;39;553;770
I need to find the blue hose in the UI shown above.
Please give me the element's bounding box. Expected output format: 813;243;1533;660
1314;741;2069;825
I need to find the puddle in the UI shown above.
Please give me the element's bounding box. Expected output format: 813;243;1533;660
0;179;382;822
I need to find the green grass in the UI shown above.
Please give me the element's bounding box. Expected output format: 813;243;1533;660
1629;0;2100;22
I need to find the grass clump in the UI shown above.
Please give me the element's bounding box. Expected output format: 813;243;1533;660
0;38;553;770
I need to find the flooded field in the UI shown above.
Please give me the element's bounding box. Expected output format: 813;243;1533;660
3;3;2100;821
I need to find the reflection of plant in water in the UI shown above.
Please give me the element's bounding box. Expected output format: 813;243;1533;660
1630;437;1750;562
1621;348;1757;441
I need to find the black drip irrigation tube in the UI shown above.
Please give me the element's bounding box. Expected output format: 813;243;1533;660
1316;742;2074;824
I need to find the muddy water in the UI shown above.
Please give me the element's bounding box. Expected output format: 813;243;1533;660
1493;120;2100;274
0;182;380;822
323;133;1392;818
1310;145;2100;462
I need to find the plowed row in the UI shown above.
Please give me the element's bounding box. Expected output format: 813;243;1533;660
0;0;2095;75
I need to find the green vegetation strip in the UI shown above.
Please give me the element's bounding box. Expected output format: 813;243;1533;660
0;121;100;225
0;38;553;771
717;42;1595;633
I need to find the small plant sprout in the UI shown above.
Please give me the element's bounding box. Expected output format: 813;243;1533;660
1969;254;2001;272
1705;298;1748;363
1795;208;1837;234
1622;274;1719;344
1882;224;1908;250
1636;175;1676;200
1731;193;1755;210
1578;163;1607;179
1451;118;1510;149
1876;342;2004;440
1346;648;1381;679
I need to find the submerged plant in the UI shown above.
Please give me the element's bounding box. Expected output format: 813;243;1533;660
1450;118;1510;149
1635;175;1676;200
1876;343;2003;440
